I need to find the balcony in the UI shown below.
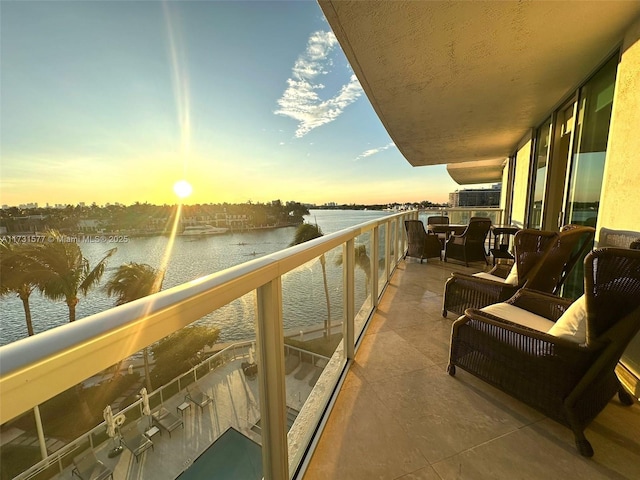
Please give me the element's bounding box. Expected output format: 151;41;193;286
303;260;640;480
2;210;639;480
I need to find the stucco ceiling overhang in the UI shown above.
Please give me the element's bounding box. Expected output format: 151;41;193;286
319;1;640;170
447;158;506;185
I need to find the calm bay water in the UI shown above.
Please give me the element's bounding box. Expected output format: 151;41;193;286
0;209;392;346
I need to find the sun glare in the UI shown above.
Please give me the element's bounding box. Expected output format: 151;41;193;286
173;180;193;199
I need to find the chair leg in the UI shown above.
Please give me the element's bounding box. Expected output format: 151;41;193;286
573;430;594;457
618;386;635;406
447;364;456;376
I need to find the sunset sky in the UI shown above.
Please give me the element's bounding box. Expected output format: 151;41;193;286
1;1;484;207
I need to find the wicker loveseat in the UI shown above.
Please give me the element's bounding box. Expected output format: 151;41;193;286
448;247;640;457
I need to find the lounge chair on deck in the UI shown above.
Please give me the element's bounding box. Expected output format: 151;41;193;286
152;407;183;437
284;354;300;375
121;425;154;463
72;449;113;480
294;362;315;380
185;385;213;410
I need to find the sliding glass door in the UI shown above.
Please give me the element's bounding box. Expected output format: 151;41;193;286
562;55;618;297
527;53;619;297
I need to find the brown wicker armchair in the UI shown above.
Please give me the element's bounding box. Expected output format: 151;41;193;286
526;224;595;295
443;217;492;266
448;247;640;457
442;229;559;317
442;225;595;317
404;220;442;263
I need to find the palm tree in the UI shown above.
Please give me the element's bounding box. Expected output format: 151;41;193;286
290;223;332;336
35;231;116;322
334;243;372;296
0;243;48;336
105;262;164;391
105;262;164;305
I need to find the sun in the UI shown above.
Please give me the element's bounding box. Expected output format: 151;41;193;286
173;180;193;199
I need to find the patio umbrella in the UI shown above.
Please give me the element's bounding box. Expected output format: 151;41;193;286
103;405;116;438
140;388;151;416
104;405;124;457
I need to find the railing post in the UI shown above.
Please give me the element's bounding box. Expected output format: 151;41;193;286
385;220;391;282
33;405;47;461
372;226;379;307
255;279;289;480
395;217;401;263
344;240;355;360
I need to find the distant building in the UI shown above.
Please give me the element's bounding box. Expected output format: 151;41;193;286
449;184;501;207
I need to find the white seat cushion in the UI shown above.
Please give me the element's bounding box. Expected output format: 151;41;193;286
547;295;587;344
472;264;518;285
472;272;506;283
481;303;555;333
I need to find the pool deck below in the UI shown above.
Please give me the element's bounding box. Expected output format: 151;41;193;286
55;355;316;480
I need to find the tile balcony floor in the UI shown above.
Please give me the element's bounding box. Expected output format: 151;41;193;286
303;259;640;480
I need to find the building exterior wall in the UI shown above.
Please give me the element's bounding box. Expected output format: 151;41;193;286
597;17;640;389
597;16;640;238
509;133;533;228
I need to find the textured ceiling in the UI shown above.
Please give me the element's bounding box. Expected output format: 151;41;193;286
319;1;640;168
447;158;506;185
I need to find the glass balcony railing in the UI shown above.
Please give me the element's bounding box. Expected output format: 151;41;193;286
418;207;504;226
0;211;416;480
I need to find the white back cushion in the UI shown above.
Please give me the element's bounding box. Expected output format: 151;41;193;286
472;272;506;283
504;264;518;285
547;295;587;344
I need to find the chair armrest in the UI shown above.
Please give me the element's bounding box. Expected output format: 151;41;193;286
487;264;511;279
448;272;516;295
443;272;519;316
457;309;596;362
505;288;574;321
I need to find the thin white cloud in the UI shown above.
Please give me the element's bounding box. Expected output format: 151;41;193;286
275;31;363;137
355;142;396;161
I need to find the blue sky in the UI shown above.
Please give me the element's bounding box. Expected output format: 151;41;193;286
1;0;467;207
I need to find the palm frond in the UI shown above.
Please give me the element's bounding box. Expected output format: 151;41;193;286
290;223;323;246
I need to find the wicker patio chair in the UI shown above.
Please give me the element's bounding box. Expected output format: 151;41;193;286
404;220;442;263
525;225;595;295
443;217;492;266
448;247;640;457
442;226;595;317
426;215;450;246
598;226;640;249
427;215;449;227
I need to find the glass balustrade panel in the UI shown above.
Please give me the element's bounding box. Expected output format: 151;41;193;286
281;246;345;476
377;224;387;297
354;232;374;339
